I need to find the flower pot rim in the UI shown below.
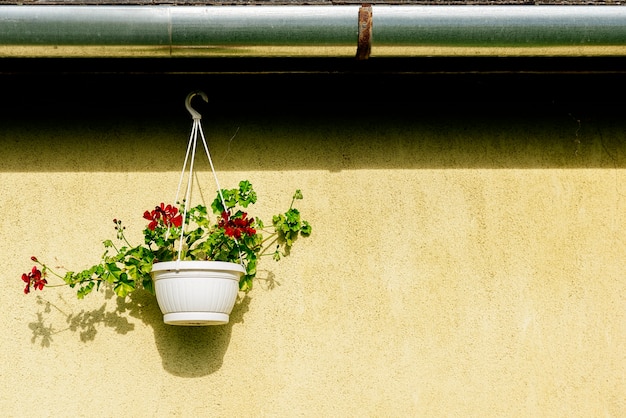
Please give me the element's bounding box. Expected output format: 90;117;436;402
151;260;246;275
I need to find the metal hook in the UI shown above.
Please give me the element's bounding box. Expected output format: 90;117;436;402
185;91;208;120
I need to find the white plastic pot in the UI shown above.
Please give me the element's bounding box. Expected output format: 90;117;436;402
151;260;245;326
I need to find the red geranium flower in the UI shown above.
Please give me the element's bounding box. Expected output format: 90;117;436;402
218;211;256;239
144;203;182;231
21;266;47;294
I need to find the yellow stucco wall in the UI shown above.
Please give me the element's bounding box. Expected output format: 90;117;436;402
1;98;624;417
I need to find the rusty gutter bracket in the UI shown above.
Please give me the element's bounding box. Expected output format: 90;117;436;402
356;3;372;60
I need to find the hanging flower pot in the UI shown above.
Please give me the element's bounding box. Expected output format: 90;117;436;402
20;91;311;330
152;260;245;326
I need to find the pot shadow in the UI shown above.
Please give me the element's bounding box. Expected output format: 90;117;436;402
122;289;251;378
28;287;250;377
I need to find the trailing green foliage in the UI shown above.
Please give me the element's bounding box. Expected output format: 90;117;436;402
22;181;311;298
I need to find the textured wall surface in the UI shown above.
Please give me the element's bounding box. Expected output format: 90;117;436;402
1;87;625;417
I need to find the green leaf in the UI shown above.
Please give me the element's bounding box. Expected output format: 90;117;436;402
106;263;122;279
239;275;253;292
301;221;312;236
112;272;135;298
238;180;257;207
77;282;95;299
143;277;155;294
114;281;135;298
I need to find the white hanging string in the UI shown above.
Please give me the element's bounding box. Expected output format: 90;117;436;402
197;117;228;211
172;92;243;268
173;120;197;206
164;120;196;244
175;119;199;264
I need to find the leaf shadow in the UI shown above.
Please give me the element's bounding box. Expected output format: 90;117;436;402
26;283;254;377
28;291;136;347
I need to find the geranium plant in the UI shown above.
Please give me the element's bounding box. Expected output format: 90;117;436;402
21;180;311;299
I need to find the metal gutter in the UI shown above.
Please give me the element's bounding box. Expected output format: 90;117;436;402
2;5;626;57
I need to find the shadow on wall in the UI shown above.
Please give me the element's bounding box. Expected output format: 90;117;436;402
147;295;251;378
2;99;626;172
28;289;251;377
28;294;136;347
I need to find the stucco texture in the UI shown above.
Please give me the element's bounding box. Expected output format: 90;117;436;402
1;91;625;417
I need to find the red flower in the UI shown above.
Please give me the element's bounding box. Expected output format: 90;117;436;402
219;211;256;239
144;203;182;231
21;266;47;294
143;210;159;231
